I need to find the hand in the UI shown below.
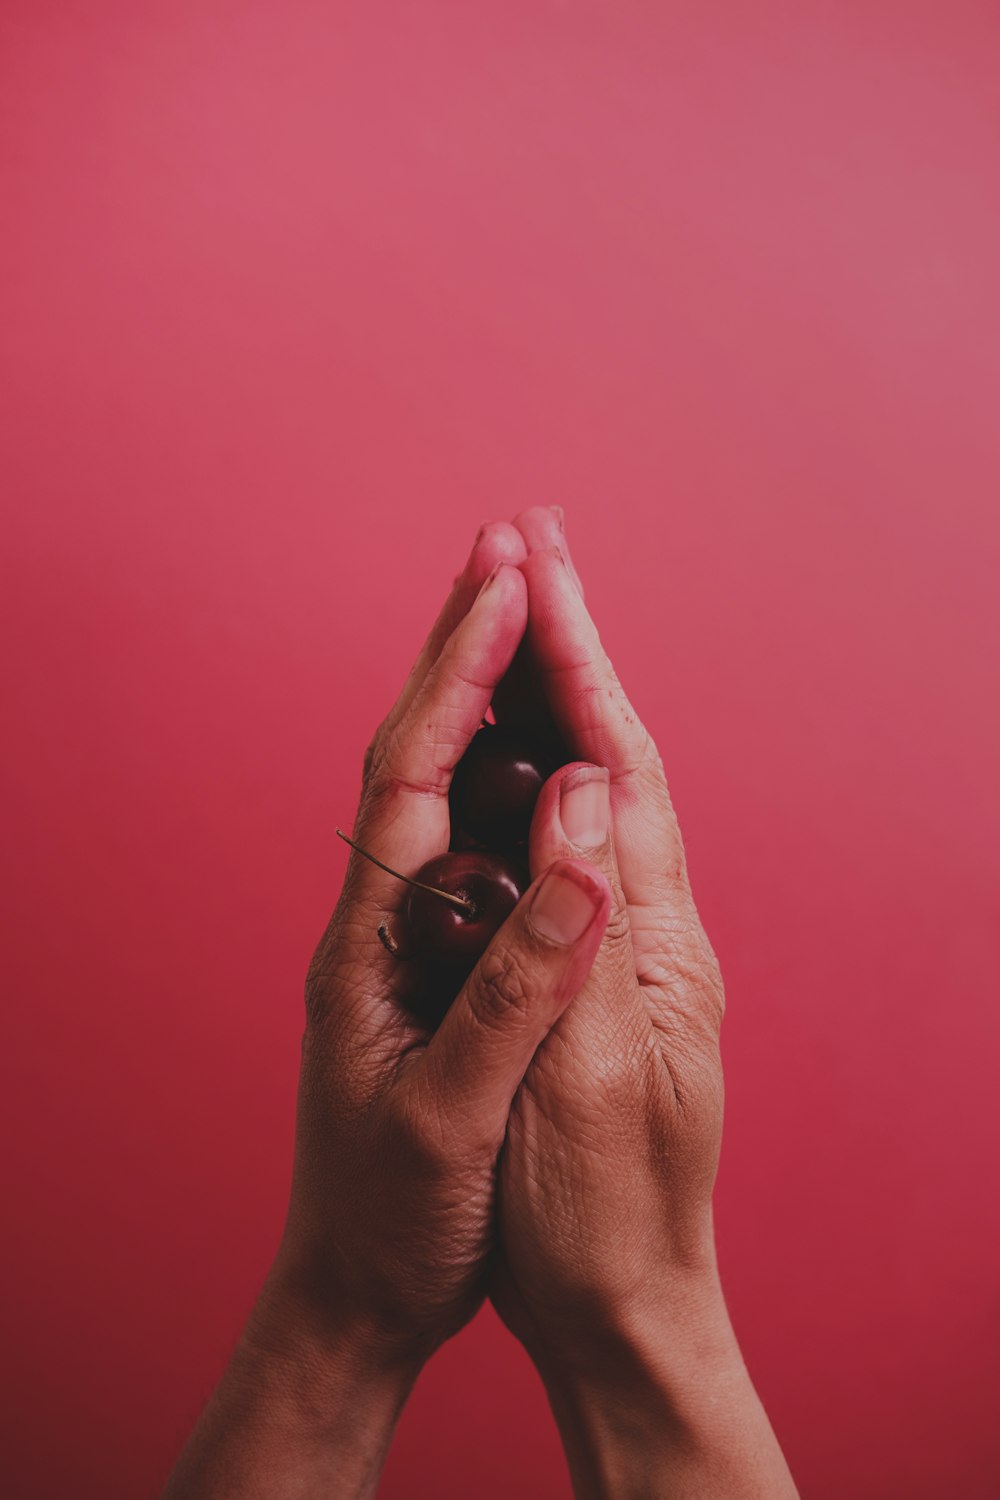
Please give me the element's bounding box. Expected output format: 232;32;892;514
492;507;724;1347
286;529;611;1369
163;522;613;1499
490;508;798;1499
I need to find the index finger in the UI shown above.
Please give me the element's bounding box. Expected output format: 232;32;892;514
381;521;528;741
349;562;529;919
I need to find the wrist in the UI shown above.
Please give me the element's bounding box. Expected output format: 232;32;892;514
534;1272;797;1500
241;1260;422;1443
533;1264;738;1426
162;1263;420;1500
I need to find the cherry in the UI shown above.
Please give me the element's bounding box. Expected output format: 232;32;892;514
449;724;553;848
403;850;526;964
336;829;526;965
334;715;554;1028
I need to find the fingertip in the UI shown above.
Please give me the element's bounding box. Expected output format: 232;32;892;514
476;557;528;613
471;520;528;569
514;510;584;596
460;523;528;600
512;504;562;545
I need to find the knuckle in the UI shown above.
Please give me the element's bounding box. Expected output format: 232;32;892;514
362;721;455;806
570;679;617;741
668;925;726;1029
601;894;633;957
657;1033;725;1154
468;945;535;1031
651;941;726;1040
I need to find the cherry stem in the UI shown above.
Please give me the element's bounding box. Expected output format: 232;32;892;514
335;829;476;916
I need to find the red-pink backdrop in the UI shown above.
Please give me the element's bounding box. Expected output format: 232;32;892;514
2;4;998;1497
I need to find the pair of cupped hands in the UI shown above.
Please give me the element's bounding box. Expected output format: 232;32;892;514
165;509;797;1500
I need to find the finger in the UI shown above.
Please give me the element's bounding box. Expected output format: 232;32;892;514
349;562;528;911
527;761;637;1005
533;764;723;1046
410;858;611;1150
491;505;578;728
492;501;584;731
512;504;585;597
521;546;689;911
382;521;527;739
528;760;674;1077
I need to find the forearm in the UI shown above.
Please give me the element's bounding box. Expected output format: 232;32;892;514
537;1273;798;1500
161;1270;418;1500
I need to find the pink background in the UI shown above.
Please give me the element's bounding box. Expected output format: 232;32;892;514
2;4;998;1497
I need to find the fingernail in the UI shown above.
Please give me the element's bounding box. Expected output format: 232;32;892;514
549;505;565;530
529;865;602;945
474;521;492;546
477;561;503;596
559;768;610;850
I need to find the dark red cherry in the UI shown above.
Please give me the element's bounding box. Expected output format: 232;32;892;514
450;724;552;848
335;828;527;987
405;851;526;963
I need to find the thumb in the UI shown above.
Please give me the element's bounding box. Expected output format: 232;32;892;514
413;859;612;1149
